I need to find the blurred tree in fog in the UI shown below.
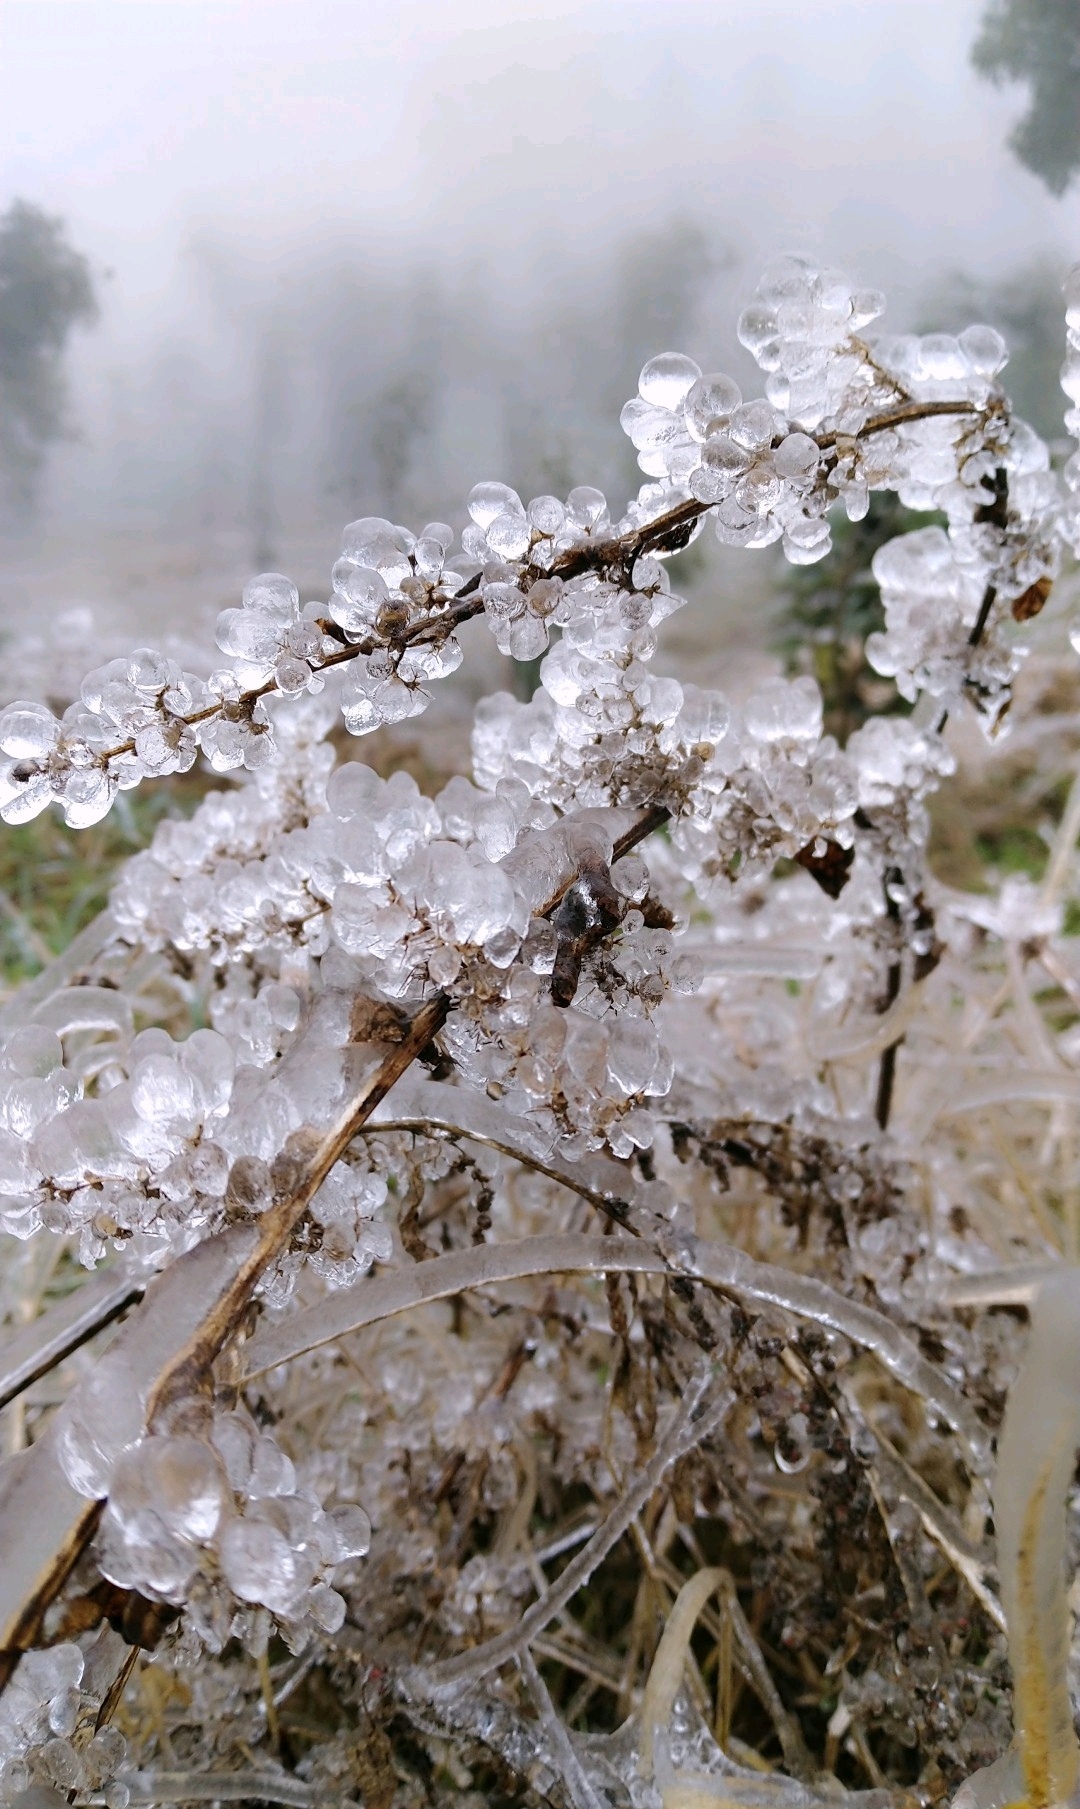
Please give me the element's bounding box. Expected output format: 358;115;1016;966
972;0;1080;195
504;217;725;511
0;200;98;515
249;325;289;569
920;259;1067;439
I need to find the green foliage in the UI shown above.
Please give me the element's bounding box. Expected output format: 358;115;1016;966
772;494;940;743
972;0;1080;196
973;820;1051;881
0;199;98;512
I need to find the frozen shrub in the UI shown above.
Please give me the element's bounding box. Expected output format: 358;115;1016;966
0;256;1079;1809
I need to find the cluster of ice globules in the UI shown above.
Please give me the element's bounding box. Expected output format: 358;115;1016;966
0;1645;129;1806
115;747;699;1157
0;652;212;828
0;253;1070;842
0;1013;234;1256
108;652;888;1157
95;1408;372;1641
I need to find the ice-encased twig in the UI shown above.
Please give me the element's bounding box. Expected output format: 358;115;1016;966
640;1568;730;1779
120;1771;318;1805
0;1222;259;1673
937;1265;1061;1309
240;1220;983;1472
368;1082;988;1474
244;1214;990;1479
368;1072;675;1216
0;994;448;1677
410;1369;732;1693
992;1271;1080;1809
242;1232;669;1379
670;1231;993;1475
0;1257;145;1412
842;1390;1004;1631
519;1648;610;1809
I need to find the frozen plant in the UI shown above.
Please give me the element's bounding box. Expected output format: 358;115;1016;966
1;255;1080;1809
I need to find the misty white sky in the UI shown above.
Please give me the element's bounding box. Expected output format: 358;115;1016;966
2;0;1078;325
4;0;1080;563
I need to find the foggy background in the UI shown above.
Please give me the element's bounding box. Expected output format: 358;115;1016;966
1;0;1078;684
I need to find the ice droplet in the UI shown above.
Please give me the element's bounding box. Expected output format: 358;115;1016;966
0;701;59;760
220;1517;306;1616
684;372;742;442
468;482;524;531
638;352;702;411
108;1436;229;1544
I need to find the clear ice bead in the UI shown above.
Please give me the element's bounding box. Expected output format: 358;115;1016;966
468;482;524;530
242;572;299;620
684;372;742;441
108;1435;229;1544
220;1517;306;1617
637;352;702;410
0;701;59;759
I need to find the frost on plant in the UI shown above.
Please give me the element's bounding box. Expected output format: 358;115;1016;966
1;254;1080;1809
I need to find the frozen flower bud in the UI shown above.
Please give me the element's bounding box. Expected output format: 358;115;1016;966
849;287;886;328
226;1155;273;1213
528;494;565;535
736;462;784;516
242;572;299;619
215;609;284;668
108;1435;229;1545
914;333;967;383
274;655;312;696
737;302;781;364
325;1502;373;1562
0;700;59;759
412;535;446;580
61;768;116;830
730;400;785;451
330;563;389;636
486;510;532;561
745;675;823;744
610;854;649;901
220;1517;309;1618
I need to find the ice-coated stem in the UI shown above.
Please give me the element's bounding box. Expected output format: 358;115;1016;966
121;1772;318;1806
994;1271;1080;1809
411;1369;732;1693
519;1648;610;1809
0;806;674;1682
640;1567;730;1777
65;399;980;795
0;1259;145;1413
242;1233;668;1379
